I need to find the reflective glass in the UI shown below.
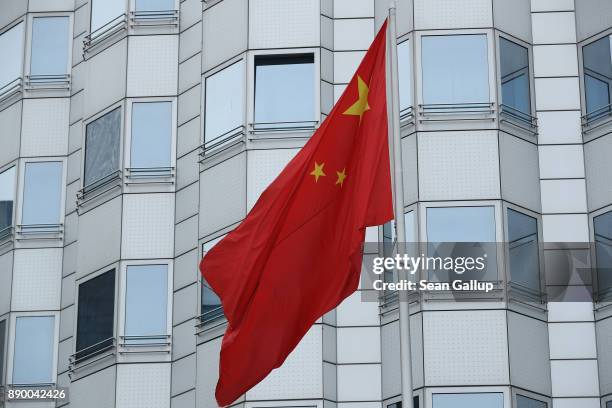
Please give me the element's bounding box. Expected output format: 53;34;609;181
22;162;62;226
135;0;175;11
125;265;168;342
500;38;531;116
432;393;503;408
205;61;245;143
398;40;412;112
0;167;15;232
422;34;489;105
76;270;115;359
508;209;540;294
131;102;172;168
583;35;612;118
13;316;55;385
91;0;125;32
0;22;24;89
254;54;315;127
517;395;547;408
84;107;121;187
30;17;69;76
595;211;612;297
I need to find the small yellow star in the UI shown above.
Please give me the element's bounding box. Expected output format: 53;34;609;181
343;75;370;123
310;162;326;182
336;168;347;187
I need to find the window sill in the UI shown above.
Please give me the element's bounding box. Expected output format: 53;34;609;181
24;74;71;94
69;338;116;377
200;126;246;164
499;104;538;137
83;14;128;59
196;308;226;337
15;224;63;243
77;170;123;213
129;10;178;29
0;78;22;110
417;103;496;124
248;121;318;139
582;105;612;141
118;335;171;355
124;167;175;186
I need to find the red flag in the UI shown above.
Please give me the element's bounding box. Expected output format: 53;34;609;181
200;20;392;406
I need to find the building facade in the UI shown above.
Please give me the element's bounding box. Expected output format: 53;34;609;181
0;0;611;407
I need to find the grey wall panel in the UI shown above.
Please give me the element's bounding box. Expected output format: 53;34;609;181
322;323;336;363
172;354;196;397
177;150;200;190
66;181;79;215
323;361;337;402
68;120;82;154
381;321;401;399
334;19;374;51
402;135;418;205
585;135;612;211
597;317;612;395
175;215;198;256
334;0;374;18
199;153;246;236
507;311;551;395
171;390;195;408
180;0;202;32
321;16;333;51
202;0;247;71
375;0;413;35
178;85;200;126
179;54;201;95
549;322;597;359
179;22;202;64
176;182;199;223
63;241;77;277
71;366;116;408
84;39;127;119
77;196;122;277
0;101;21;168
57;337;72;375
336;291;379;326
196;337;221;408
64;211;78;244
177;116;201;158
61;272;75;309
174;249;198;291
127;35;178;97
499;133;541;212
116;363;171;408
74;2;89;37
531;0;574;12
493;0;532;42
66;149;81;185
537;111;582;145
28;0;73;12
173;319;196;360
0;1;26;30
173;283;197;325
414;0;492;30
59;305;74;341
70;89;84;124
576;0;612;42
72;33;85;67
0;251;13;316
532;12;577;44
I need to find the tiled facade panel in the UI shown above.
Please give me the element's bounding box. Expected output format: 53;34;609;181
20;98;69;157
116;363;171;408
127;35;179;97
337;364;382;401
11;248;62;311
333;19;374;51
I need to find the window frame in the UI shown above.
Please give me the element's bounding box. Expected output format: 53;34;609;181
117;260;173;359
495;32;537;136
0;317;7;386
397;33;415;127
6;312;59;387
511;389;550;408
246;48;321;136
590;204;612;303
124;97;177;183
0;20;26;101
24;12;73;90
0;163;18;242
427;387;510;408
198;236;225;329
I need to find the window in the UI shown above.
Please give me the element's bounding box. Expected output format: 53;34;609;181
427;206;497;282
0;320;5;385
382;211;415;284
22;162;62;228
507;209;540;296
500;38;531;120
84;107;121;188
432;393;503;408
254;54;315;129
91;0;125;33
421;35;489;108
398;40;412;115
0;167;15;236
201;240;224;323
516;395;546;408
125;265;168;344
387;396;419;408
0;22;24;91
594;211;612;300
583;34;612;123
205;61;245;144
135;0;175;11
30;17;70;78
607;401;612;408
76;270;115;360
130;102;172;170
13;316;55;385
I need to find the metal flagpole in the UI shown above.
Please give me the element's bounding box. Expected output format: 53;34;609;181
387;4;414;408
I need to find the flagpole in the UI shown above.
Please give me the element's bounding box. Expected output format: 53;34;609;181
387;5;414;408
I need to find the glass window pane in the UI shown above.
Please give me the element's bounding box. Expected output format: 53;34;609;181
500;38;531;115
0;167;16;232
254;54;315;127
0;320;5;385
583;35;612;116
91;0;125;32
508;209;540;293
205;61;245;143
13;316;55;385
398;40;412;112
432;393;503;408
0;22;24;89
422;34;489;105
22;162;62;226
30;17;69;77
595;211;612;297
135;0;175;11
84;107;121;187
76;270;115;358
131;102;172;168
125;265;168;341
517;395;546;408
427;207;497;281
607;402;612;408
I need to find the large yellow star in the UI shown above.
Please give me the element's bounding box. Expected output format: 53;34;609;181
343;75;370;123
336;168;347;187
310;162;326;182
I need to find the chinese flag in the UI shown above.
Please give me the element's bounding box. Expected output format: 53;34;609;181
200;20;392;406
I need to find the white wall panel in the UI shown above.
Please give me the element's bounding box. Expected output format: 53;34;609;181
127;35;178;97
249;0;320;49
247;325;322;400
0;101;21;167
585;135;612;211
537;111;582;145
532;12;577;44
336;291;379;327
553;399;600;408
423;310;509;386
85;39;127;118
414;0;492;29
334;0;374;18
548;302;594;322
12;248;62;311
539;145;585;179
534;78;580;111
196;337;221;408
500;134;541;212
247;149;298;211
200;153;246;235
542;214;589;243
116;363;171;408
71;366;116;408
337;364;381;401
21;98;69;157
533;45;578;77
541;179;587;213
334;51;365;84
550;360;600;397
172;390;196;408
549;322;597;359
122;193;175;259
333;19;373;51
337;327;380;364
203;0;247;71
418;131;500;201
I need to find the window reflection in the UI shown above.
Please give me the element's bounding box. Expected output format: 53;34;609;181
84;107;121;188
0;167;16;235
125;265;168;344
205;60;245;144
517;395;547;408
13;316;55;385
91;0;125;33
583;35;612;122
594;211;612;300
0;22;24;90
22;162;63;227
131;102;172;169
500;38;531;121
507;208;540;297
30;17;70;77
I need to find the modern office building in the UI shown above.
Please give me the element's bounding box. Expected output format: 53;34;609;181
0;0;611;407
